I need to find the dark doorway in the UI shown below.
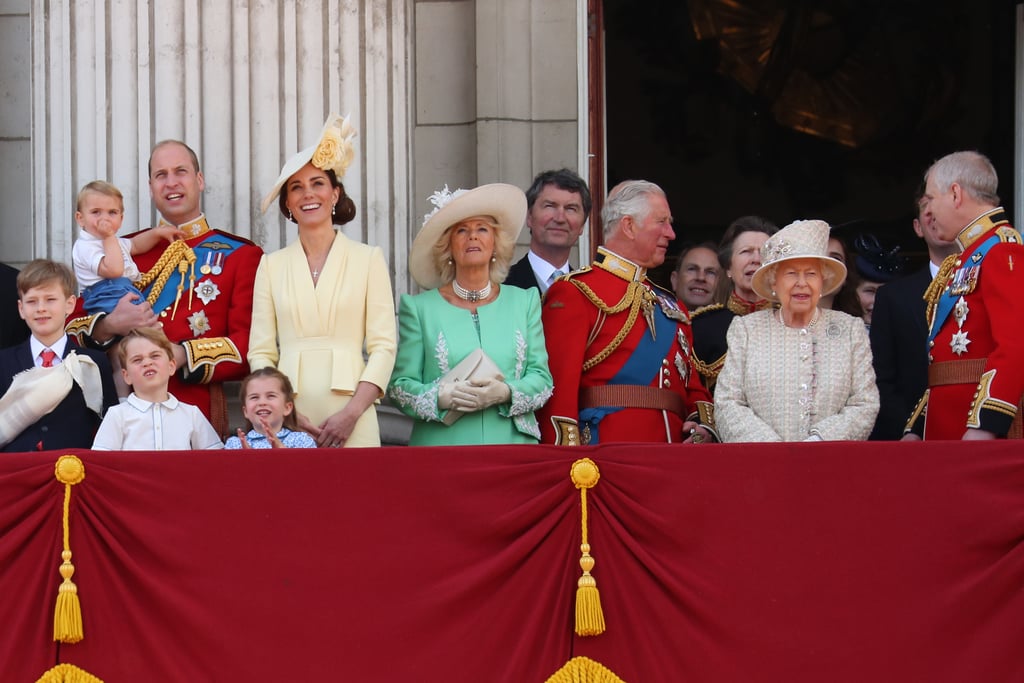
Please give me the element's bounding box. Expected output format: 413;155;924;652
601;0;1019;281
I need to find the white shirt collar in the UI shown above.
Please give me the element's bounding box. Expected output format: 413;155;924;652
126;392;181;412
527;251;571;292
30;335;68;365
928;260;941;278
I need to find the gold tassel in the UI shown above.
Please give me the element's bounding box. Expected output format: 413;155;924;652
570;458;605;636
53;455;86;644
544;656;626;683
35;663;105;683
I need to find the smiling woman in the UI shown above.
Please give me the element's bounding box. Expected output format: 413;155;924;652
248;114;397;449
714;219;879;442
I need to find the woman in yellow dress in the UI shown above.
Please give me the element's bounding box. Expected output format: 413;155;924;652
249;114;397;448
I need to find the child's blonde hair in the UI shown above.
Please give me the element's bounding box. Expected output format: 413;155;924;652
76;180;124;212
239;367;300;431
117;327;175;368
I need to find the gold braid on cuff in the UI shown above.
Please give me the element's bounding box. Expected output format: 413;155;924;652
551;416;580;446
181;337;242;384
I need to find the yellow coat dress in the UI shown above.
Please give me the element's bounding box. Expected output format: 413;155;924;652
248;231;397;447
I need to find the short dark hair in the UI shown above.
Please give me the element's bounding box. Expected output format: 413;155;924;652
674;241;719;274
525;168;592;221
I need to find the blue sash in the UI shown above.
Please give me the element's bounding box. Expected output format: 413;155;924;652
580;296;677;443
144;233;247;314
928;235;1000;343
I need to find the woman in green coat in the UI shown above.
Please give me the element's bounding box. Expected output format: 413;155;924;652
388;184;553;445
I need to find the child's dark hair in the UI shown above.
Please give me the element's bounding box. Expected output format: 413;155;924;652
239;367;300;431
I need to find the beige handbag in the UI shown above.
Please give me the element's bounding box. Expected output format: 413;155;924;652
439;348;504;425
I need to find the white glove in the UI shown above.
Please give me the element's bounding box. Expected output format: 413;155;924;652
438;381;460;411
449;377;511;412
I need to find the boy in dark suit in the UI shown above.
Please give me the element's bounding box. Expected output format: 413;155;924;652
0;259;117;451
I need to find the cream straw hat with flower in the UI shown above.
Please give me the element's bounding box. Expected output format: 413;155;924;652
751;219;848;302
260;113;357;214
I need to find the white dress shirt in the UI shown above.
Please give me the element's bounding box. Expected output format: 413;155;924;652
527;251;571;293
92;392;224;450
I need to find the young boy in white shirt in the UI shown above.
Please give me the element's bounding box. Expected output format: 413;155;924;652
91;326;223;451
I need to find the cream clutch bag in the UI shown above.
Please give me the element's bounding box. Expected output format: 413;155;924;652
440;348;504;425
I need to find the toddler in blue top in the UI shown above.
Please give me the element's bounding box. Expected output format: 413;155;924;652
225;368;316;449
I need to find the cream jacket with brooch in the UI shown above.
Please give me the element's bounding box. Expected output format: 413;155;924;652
715;308;878;442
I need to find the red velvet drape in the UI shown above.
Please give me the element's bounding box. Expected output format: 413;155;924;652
2;442;1023;682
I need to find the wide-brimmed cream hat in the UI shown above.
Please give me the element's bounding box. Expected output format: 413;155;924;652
409;183;527;289
260;113;357;213
751;219;847;302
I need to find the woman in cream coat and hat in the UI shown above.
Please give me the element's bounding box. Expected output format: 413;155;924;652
715;219;879;442
387;184;553;445
249;114;397;448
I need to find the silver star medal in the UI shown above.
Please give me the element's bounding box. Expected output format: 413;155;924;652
674;351;690;383
950;330;971;355
953;296;969;327
187;310;211;337
196;280;221;306
676;328;690;358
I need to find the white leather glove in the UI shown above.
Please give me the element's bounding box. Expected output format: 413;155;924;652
450;377;511;412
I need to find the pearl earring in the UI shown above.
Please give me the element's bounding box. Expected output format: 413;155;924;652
288;210;294;222
332;203;337;217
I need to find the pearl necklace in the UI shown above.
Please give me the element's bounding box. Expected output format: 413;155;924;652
452;279;491;302
777;308;819;330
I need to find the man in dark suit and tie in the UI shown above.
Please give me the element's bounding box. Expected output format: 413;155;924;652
504;169;591;294
868;191;958;439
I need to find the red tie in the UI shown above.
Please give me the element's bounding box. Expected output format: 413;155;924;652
41;349;57;368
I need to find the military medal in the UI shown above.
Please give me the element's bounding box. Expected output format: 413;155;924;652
657;294;688;322
211;253;225;275
187;310;211;337
950;330;971;356
674;351;690;384
196;280;221;306
949;265;979;295
953;296;969;327
200;252;213;274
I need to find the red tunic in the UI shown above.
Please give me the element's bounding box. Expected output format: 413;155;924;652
538;248;712;445
67;217;263;430
910;209;1024;439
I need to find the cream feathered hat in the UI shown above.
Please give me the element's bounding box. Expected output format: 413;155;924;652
260;113;357;214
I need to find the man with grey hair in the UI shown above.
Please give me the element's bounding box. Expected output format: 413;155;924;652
537;180;715;445
904;150;1024;440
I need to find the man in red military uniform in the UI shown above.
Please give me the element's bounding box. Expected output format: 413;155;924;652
905;151;1024;440
538;180;715;445
67;140;263;436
